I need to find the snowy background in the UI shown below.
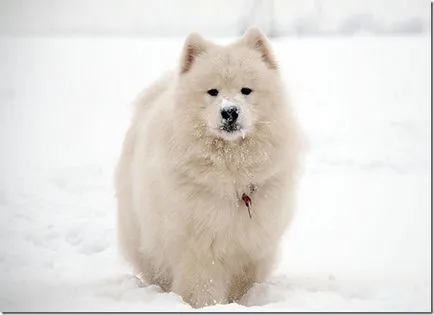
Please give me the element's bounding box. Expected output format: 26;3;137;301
0;0;432;312
0;0;431;36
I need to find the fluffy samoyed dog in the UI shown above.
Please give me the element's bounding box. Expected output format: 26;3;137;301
115;27;303;308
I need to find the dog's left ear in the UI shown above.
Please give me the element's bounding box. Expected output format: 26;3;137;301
240;27;277;69
179;33;208;74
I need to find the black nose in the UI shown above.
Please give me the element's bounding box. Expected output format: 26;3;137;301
221;106;239;124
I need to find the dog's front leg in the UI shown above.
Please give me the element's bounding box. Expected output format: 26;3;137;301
171;253;230;308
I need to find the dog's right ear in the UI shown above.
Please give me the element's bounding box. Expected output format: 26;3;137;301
179;33;208;74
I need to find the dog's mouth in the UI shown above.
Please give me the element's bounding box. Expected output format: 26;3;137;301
215;123;247;140
219;122;241;133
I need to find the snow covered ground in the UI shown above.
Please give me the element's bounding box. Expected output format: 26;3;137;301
0;35;431;312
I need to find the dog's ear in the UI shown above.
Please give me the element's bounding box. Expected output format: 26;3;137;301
240;27;277;69
179;33;208;74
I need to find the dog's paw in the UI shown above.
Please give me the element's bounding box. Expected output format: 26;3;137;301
181;290;228;309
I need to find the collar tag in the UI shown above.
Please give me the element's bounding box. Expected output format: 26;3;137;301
241;193;252;218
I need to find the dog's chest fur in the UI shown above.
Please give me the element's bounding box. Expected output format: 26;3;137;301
166;135;287;261
175;159;279;260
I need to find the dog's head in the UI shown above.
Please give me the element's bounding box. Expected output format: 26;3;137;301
175;28;286;142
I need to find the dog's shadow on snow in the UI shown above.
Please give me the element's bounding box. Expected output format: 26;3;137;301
239;273;373;308
94;272;372;309
238;274;305;307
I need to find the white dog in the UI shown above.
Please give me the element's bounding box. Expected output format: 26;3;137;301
115;27;303;308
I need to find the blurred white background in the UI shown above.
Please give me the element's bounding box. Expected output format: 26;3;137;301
0;0;431;312
0;0;431;36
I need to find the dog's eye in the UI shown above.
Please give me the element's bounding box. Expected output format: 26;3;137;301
207;89;219;97
241;87;252;95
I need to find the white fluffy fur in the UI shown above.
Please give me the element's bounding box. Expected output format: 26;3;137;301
115;28;303;308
